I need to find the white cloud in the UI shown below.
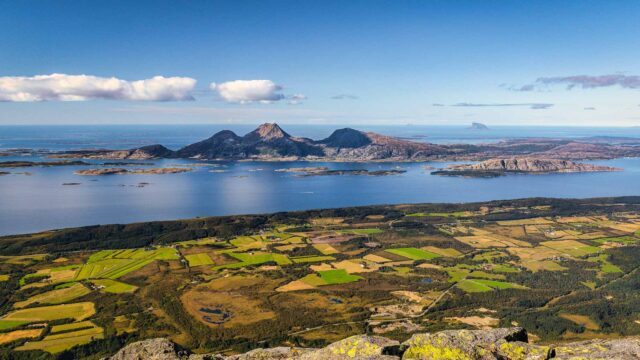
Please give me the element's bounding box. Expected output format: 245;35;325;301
288;94;307;105
0;74;196;102
210;79;285;103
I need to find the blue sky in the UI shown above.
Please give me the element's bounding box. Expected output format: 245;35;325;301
0;0;639;126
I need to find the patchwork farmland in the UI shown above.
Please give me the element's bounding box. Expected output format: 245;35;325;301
2;198;640;357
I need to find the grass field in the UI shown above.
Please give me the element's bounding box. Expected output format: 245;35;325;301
457;279;526;293
385;247;441;260
541;240;601;257
407;211;471;218
312;243;339;255
91;279;138;293
422;246;462;257
300;269;362;286
318;269;363;284
14;283;91;308
339;228;384;235
185;253;214;267
213;251;292;270
15;322;104;353
75;247;179;280
0;274;9;281
291;255;336;263
2;302;95;323
592;236;639;245
0;321;29;331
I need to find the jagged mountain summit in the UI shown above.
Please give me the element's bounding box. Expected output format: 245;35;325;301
172;123;447;161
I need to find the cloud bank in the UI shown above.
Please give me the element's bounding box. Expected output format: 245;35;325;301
210;80;286;103
451;102;553;110
0;74;196;102
512;74;640;91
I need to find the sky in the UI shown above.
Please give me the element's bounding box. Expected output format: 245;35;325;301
0;0;639;126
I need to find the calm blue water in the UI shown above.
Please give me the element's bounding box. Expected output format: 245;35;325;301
1;125;640;235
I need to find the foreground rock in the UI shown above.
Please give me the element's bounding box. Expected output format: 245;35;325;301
103;328;640;359
433;158;621;177
75;167;192;176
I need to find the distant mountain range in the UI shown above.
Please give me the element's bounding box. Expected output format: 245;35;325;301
53;123;640;162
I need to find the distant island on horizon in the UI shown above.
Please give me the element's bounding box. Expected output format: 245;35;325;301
45;122;640;164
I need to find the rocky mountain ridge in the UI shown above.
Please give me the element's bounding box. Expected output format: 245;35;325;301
103;328;640;360
51;123;640;162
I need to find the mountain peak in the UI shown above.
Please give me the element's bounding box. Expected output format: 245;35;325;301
246;123;290;141
321;128;371;148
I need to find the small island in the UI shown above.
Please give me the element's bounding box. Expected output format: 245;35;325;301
74;167;192;176
468;122;489;130
0;160;89;168
432;158;621;177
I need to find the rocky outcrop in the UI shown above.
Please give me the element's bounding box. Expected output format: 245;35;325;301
75;167;192;175
434;158;621;177
102;328;640;360
53;144;175;160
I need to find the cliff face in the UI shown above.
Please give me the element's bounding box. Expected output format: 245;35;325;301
103;328;640;360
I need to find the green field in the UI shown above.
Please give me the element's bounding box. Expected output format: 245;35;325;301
91;279;138;293
14;283;91;308
75;247;179;280
0;320;29;331
2;302;96;323
593;236;639;245
318;269;363;284
340;228;384;235
50;320;96;333
457;279;526;293
185;253;214;267
213;251;292;269
290;255;336;263
385;247;441;260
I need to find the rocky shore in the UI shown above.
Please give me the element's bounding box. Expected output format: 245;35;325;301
103;328;640;360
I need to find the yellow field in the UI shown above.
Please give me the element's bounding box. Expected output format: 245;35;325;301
332;260;375;273
555;216;596;223
497;218;554;226
363;254;392;263
2;302;95;323
313;243;339;255
276;280;316;292
421;246;462;257
0;328;43;345
14;283;91;308
15;322;103;353
455;236;507;248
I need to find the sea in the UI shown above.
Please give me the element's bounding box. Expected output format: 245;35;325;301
1;124;639;236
